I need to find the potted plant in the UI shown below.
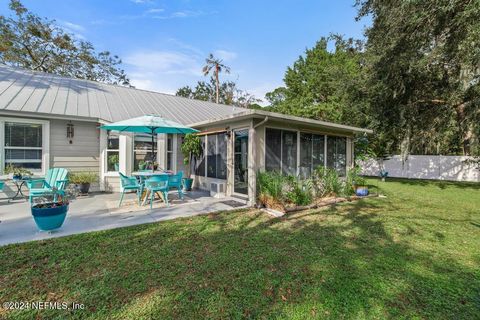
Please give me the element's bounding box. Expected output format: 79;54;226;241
4;165;33;180
180;133;202;191
31;189;69;231
70;172;98;194
353;175;369;196
108;154;120;171
138;160;147;170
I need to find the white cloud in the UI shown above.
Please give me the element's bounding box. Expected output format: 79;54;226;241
146;8;164;14
245;82;283;106
131;0;154;4
125;51;202;76
57;20;86;40
214;50;237;62
124;48;206;95
153;10;214;20
60;21;85;32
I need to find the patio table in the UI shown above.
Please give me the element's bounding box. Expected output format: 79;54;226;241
8;177;31;202
132;172;173;206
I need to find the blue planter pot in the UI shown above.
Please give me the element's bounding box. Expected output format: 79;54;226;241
355;187;369;197
182;178;193;191
31;203;69;231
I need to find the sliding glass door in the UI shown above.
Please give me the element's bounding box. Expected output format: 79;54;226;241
234;129;249;194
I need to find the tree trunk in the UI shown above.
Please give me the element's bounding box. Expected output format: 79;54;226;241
455;102;471;155
215;65;219;104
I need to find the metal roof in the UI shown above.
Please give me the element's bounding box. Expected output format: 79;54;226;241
0;64;372;134
0;64;246;124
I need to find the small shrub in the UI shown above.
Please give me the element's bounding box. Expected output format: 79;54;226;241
311;166;343;197
257;171;314;208
286;179;312;206
69;172;98;184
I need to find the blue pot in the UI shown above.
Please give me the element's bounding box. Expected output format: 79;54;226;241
182;178;193;191
31;203;69;231
355;187;369;197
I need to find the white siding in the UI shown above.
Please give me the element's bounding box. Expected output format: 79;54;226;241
50;119;101;191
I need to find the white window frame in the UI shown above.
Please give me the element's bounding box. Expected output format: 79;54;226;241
0;117;50;176
263;126;350;177
166;133;176;171
105;131;120;173
132;132;158;172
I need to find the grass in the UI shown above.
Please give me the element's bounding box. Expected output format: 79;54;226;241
0;178;479;319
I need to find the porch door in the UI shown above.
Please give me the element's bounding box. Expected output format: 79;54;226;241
233;129;249;195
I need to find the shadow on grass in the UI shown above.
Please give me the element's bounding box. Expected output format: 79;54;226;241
0;200;478;319
374;177;480;190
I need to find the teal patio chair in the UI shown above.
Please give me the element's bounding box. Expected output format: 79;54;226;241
27;168;69;203
119;172;143;207
144;175;169;209
168;171;184;200
0;180;5;201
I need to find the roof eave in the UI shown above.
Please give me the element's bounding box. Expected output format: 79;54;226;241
188;109;373;134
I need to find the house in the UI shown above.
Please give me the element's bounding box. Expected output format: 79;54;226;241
0;64;372;204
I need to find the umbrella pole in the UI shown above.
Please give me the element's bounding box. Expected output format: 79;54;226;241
151;129;155;173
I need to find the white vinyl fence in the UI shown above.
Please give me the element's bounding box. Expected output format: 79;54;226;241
359;155;479;182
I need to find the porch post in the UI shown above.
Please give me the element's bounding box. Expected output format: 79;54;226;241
119;134;132;176
346;137;354;168
157;134;167;171
99;129;107;191
247;122;256;206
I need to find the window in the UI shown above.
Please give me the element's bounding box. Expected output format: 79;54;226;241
207;135;217;178
192;134;227;179
265;128;281;172
282;130;297;175
216;133;227;179
133;133;157;171
299;133;325;178
264;128;297;175
166;134;174;171
4;122;43;171
327;136;347;176
106;131;119;172
266;128;344;179
194;136;205;176
206;133;227;179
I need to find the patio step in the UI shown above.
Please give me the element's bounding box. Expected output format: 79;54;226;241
230;194;248;203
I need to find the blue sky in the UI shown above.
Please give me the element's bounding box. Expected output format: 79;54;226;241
1;0;370;103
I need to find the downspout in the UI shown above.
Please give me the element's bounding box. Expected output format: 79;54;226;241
253;116;268;129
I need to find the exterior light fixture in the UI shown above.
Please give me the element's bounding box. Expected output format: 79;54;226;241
67;121;74;144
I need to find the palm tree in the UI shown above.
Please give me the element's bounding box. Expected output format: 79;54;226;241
202;53;231;104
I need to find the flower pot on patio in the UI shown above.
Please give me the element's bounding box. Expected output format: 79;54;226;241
78;183;91;194
31;202;69;231
70;172;97;195
182;178;193;191
355;186;369;197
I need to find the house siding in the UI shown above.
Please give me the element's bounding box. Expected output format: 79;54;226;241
50;119;101;191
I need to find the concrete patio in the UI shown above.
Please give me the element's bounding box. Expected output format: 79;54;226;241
0;190;248;246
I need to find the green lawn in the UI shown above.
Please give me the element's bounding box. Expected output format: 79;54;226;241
1;179;479;319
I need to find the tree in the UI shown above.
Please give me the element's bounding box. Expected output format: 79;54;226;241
202;53;231;104
264;35;368;126
176;76;261;109
0;0;129;85
356;0;480;156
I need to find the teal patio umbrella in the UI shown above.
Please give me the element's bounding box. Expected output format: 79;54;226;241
100;114;199;171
